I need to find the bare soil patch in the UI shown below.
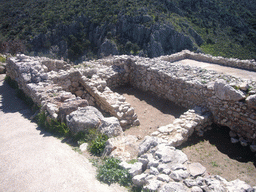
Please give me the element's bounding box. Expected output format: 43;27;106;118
114;85;187;139
115;86;256;186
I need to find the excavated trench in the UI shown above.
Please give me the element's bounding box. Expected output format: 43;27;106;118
113;85;187;137
113;85;256;186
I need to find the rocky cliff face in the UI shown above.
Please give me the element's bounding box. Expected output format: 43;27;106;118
30;15;200;61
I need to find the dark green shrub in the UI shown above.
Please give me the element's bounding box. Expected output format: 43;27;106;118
49;119;70;137
36;111;70;137
88;132;108;156
36;111;48;128
97;157;131;186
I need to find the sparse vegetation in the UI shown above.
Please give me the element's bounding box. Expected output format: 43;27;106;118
128;159;138;164
35;111;70;137
96;157;131;187
211;161;219;167
0;56;6;63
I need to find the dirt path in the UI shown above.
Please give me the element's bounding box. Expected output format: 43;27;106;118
174;59;256;81
0;74;126;192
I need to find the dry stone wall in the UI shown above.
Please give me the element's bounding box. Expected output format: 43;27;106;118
6;54;140;130
127;58;256;145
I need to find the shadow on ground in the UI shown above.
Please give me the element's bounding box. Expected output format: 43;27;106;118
0;75;78;148
178;124;256;166
113;84;187;118
0;75;32;118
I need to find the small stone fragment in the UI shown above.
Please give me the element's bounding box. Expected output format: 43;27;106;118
188;163;206;177
191;186;203;192
157;174;170;183
132;173;148;187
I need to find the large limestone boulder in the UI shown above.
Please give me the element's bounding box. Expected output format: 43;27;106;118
98;117;123;138
103;135;138;161
154;144;188;164
138;136;160;156
214;79;245;101
66;106;104;134
246;94;256;110
58;98;88;122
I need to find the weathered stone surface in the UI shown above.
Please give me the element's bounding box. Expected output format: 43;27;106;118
103;135;138;161
214;80;246;101
128;162;143;177
170;170;189;181
204;178;225;192
214;79;245;101
79;143;88;152
119;161;132;170
58;99;88;122
149;166;159;175
157;174;170;183
246;94;256;109
66;106;104;134
98;117;123;138
46;103;59;119
159;182;188;192
155;144;188;164
138;157;149;171
132;173;148;187
188;163;206;177
143;179;162;191
191;186;203;192
225;179;252;192
184;179;199;188
138;136;159;156
171;163;187;171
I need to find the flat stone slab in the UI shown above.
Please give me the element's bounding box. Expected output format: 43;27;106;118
188;163;206;177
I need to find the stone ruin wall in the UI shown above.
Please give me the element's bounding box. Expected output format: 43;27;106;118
6;54;140;128
160;50;256;71
96;51;256;146
6;50;256;147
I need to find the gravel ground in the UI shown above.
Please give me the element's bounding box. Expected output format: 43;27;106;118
0;74;126;192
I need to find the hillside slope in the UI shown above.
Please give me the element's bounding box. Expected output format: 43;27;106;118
0;0;255;61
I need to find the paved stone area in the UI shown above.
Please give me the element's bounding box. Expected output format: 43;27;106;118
174;59;256;81
0;74;126;192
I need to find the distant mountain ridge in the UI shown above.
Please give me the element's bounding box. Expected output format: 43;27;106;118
0;0;255;61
